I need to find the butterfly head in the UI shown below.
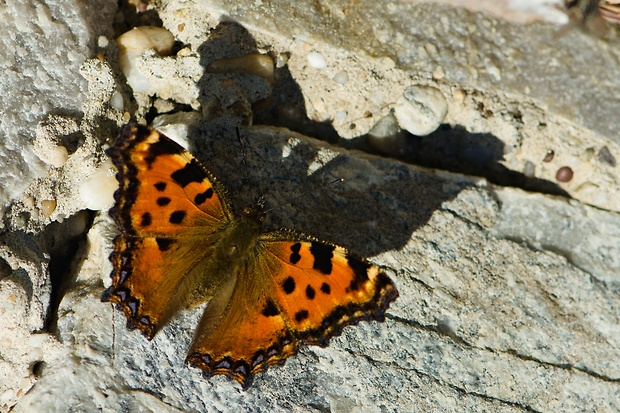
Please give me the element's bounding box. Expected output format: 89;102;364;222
241;197;267;226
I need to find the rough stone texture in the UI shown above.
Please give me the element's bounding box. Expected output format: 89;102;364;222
0;0;117;211
1;0;619;412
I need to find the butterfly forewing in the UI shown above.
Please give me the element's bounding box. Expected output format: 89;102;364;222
104;124;233;337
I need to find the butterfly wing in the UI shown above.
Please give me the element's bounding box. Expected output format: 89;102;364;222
105;124;399;388
186;229;398;388
103;124;233;338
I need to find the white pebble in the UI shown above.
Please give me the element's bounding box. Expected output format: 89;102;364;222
332;70;349;85
98;35;109;48
275;52;289;68
152;112;203;150
79;159;117;211
334;110;347;122
393;85;447;136
307;51;327;69
116;26;175;93
39;144;69;168
109;90;124;110
367;113;407;156
28;333;49;348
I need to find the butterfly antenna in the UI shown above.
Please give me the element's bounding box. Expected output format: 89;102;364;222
263;178;344;215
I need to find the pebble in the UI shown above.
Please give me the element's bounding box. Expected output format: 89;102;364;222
116;26;175;93
307;51;327;69
597;146;616;167
394;85;447;136
109;90;124;110
367;112;407;156
523;160;535;178
37;144;69;168
40;199;57;218
79;159;118;210
332;70;349;85
543;150;554;162
206;54;274;81
97;36;109;48
556;166;574;182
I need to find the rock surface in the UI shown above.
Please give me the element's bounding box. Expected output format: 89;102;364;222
1;1;619;412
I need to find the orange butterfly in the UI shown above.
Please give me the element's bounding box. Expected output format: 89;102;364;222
102;123;398;388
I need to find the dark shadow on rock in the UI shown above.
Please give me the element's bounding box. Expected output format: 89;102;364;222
253;64;341;144
185;122;461;259
43;211;95;333
184;22;463;258
345;124;570;198
195;21;340;143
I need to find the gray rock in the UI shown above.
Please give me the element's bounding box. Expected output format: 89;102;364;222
2;1;619;412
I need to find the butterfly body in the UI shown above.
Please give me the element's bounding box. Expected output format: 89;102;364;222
103;124;398;388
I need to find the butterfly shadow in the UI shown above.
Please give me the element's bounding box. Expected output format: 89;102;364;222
187;22;462;259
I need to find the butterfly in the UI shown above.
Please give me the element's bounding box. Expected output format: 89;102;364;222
102;123;399;388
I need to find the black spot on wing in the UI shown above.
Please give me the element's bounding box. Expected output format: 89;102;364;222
305;285;316;300
347;256;370;284
295;310;309;322
144;136;184;167
289;243;302;264
169;210;186;224
348;279;359;292
171;159;207;188
194;188;213;205
140;212;152;226
156;238;174;251
261;299;280;317
154;182;166;191
282;276;295;294
157;197;171;206
320;282;331;294
310;242;335;275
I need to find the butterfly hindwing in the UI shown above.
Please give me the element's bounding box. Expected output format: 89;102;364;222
186;231;398;387
262;234;398;343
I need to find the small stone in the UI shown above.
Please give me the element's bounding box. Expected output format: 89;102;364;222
79;159;118;210
393;85;448;136
556;166;574;182
543;150;554;162
36;144;69;168
116;26;175;93
432;65;445;80
206;54;274;82
109;90;124;110
367;113;407;156
40;200;57;218
334;110;347;122
597;146;616;167
97;36;109;48
307;51;327;69
275;52;290;68
523;160;535;177
332;70;349;85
